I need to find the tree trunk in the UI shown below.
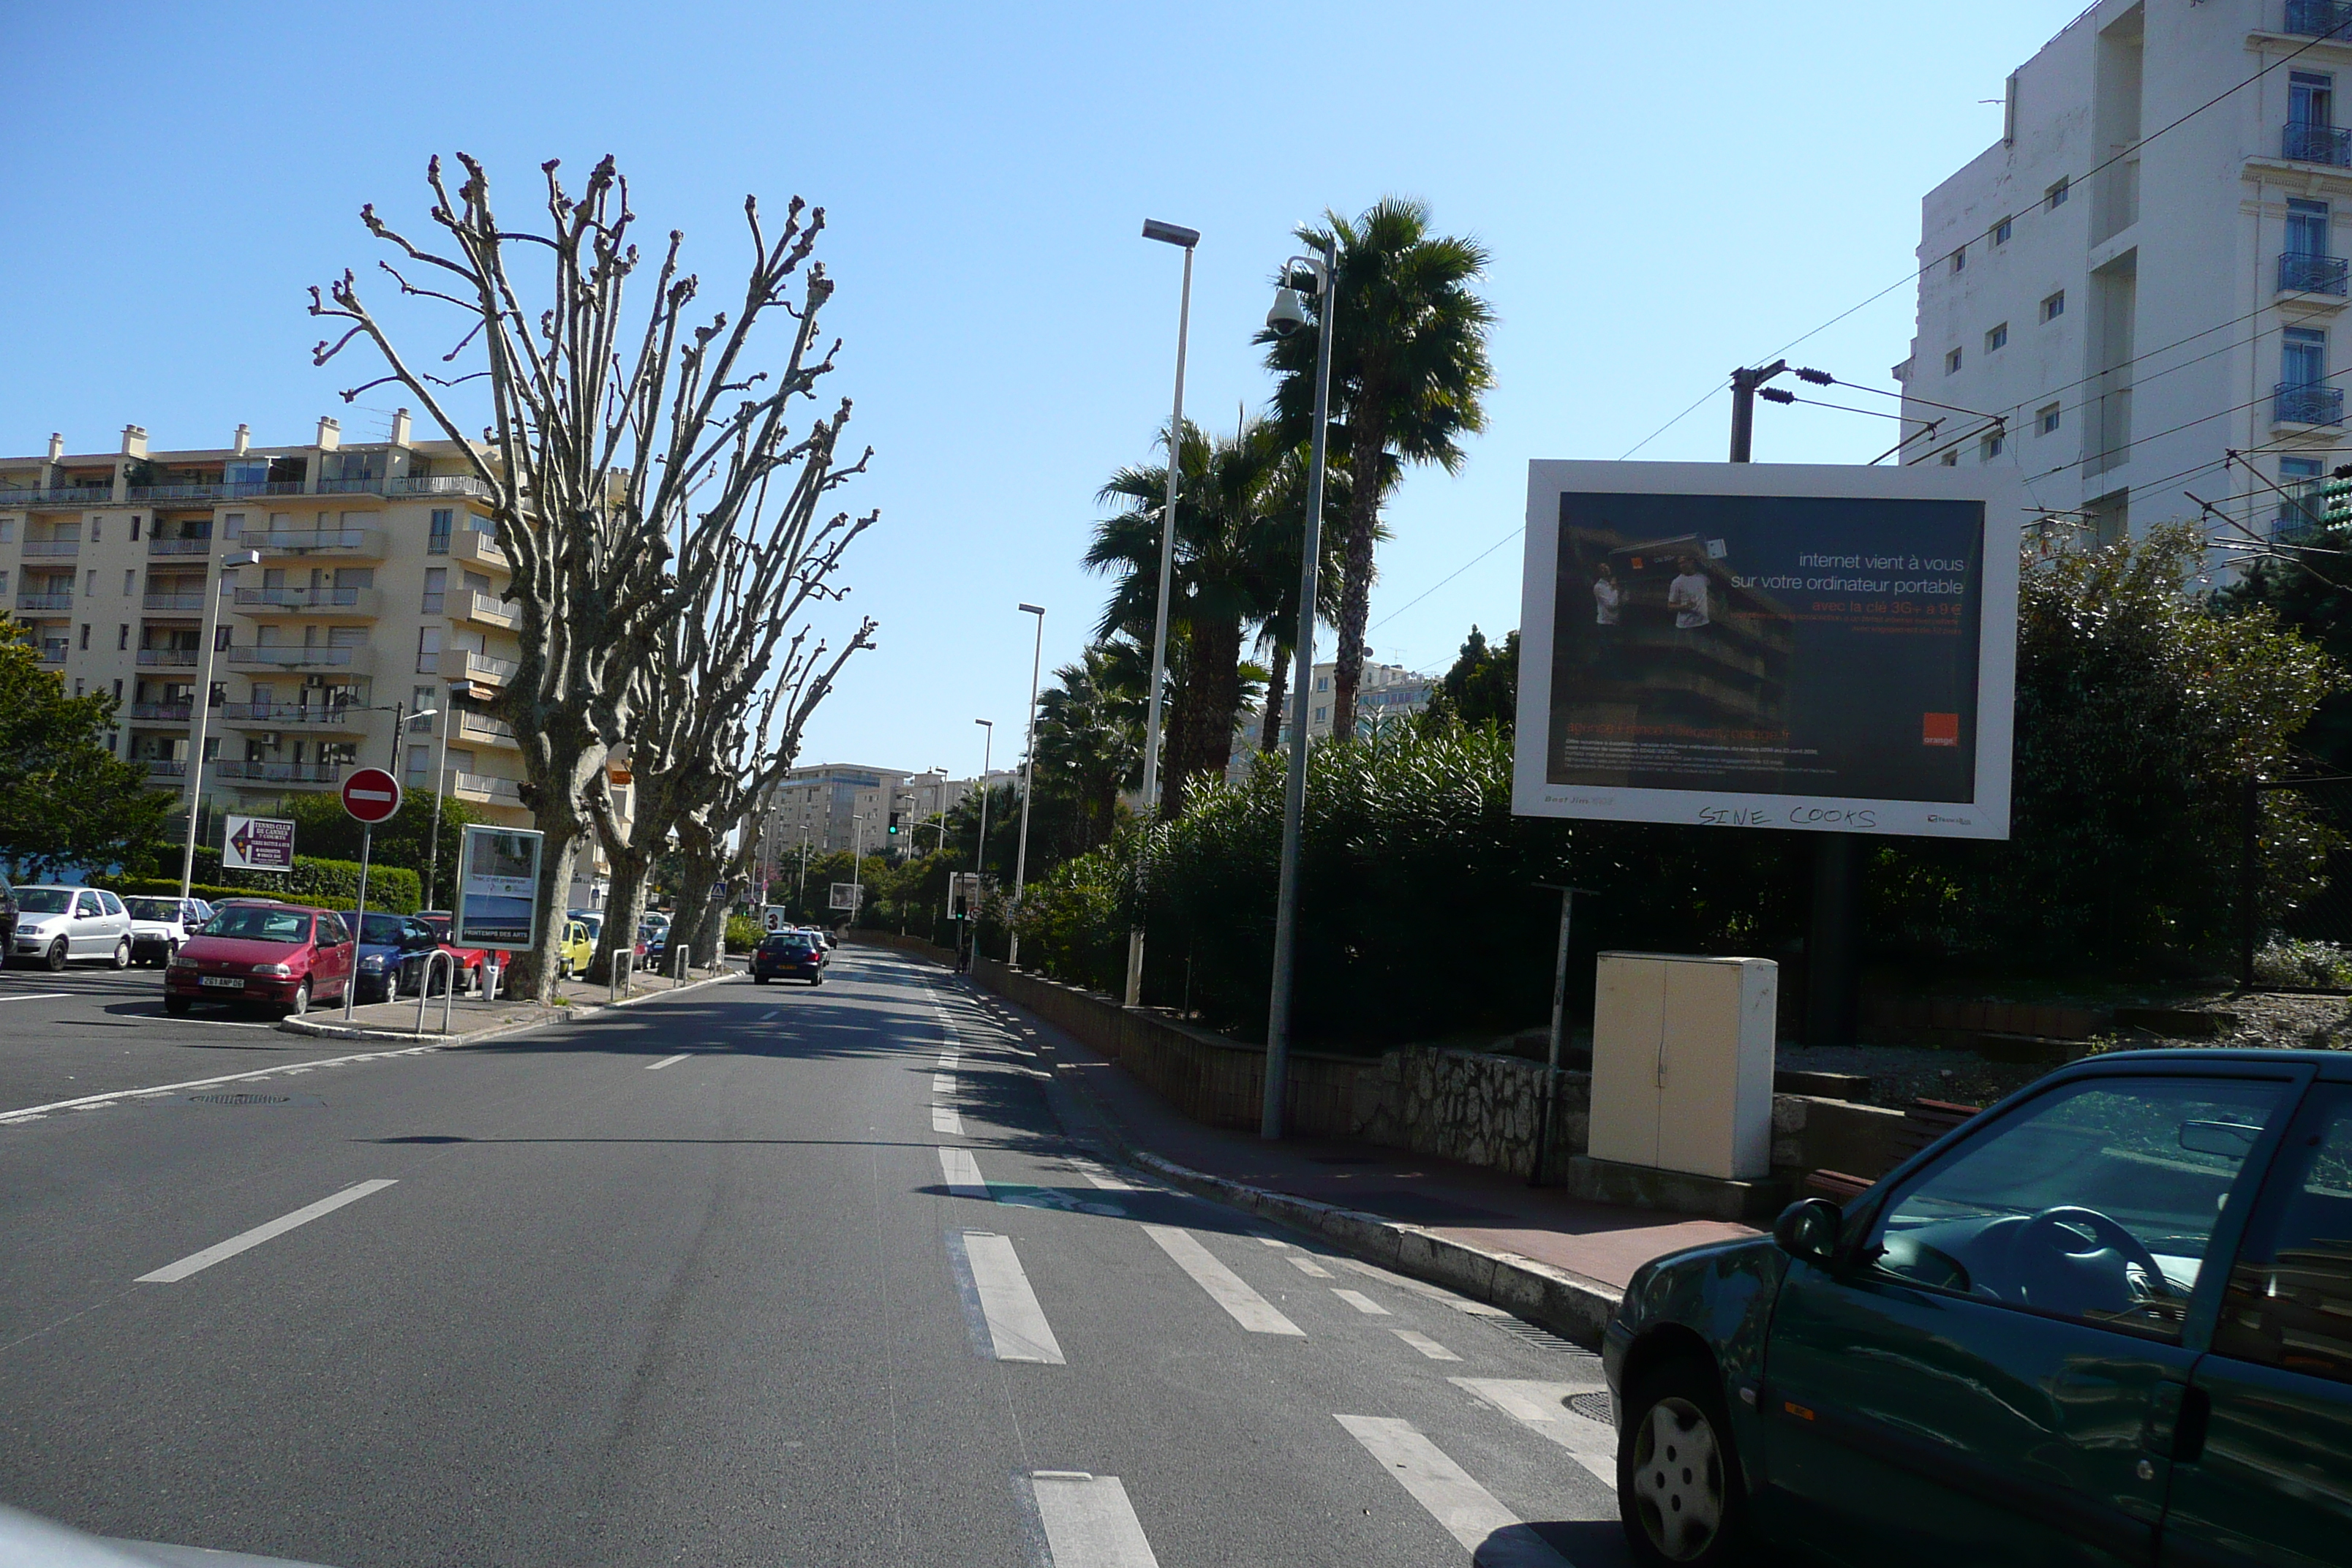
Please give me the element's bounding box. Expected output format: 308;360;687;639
1259;641;1289;754
667;843;721;976
1165;614;1243;818
585;840;649;985
507;810;583;1000
1156;666;1194;823
1328;421;1388;743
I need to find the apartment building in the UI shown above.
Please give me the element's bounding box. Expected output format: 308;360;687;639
757;764;1017;870
1902;0;2352;548
0;415;551;848
1284;659;1434;743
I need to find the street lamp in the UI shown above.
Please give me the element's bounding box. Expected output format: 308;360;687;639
968;719;992;971
1129;216;1199;1007
421;683;456;910
178;546;263;900
1009;603;1045;967
1260;235;1338;1141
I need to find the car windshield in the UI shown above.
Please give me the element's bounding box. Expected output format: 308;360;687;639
576;915;601;940
350;913;408;944
125;898;182;921
204;907;313;943
18;889;73;914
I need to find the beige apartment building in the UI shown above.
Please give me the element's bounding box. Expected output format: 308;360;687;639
0;415;568;874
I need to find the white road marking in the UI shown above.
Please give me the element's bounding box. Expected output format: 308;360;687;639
137;1180;399;1284
761;1009;782;1021
1339;1256;1510;1315
932;1106;964;1135
1451;1378;1617;1491
1028;1471;1161;1568
1141;1226;1303;1335
936;1051;959;1070
960;1231;1066;1363
939;1145;991;1200
1256;1235;1289;1248
1068;1157;1143;1192
1335;1414;1572;1566
646;1053;691;1071
1288;1256;1335;1278
0;1041;446;1125
932;1071;957;1095
1333;1287;1392;1316
0;992;70;1004
1394;1329;1460;1361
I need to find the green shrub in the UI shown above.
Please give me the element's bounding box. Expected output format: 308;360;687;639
168;848;421;913
724;914;761;954
2252;938;2352;989
97;878;250;905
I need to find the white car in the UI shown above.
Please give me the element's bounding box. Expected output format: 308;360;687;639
123;894;213;967
11;886;135;971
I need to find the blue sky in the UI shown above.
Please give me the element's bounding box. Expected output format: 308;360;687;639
0;2;2081;774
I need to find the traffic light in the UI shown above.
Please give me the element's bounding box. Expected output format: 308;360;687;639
887;812;900;837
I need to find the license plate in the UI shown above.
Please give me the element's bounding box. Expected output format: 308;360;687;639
199;976;246;990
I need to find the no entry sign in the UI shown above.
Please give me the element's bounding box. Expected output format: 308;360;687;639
342;767;403;824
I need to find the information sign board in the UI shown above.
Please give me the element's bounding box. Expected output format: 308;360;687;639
454;825;545;949
222;815;296;872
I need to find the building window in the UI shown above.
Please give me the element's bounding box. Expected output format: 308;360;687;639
429;508;453;554
2293;69;2336;131
1313;706;1328;723
423;566;447;614
1945;347;1964;374
122;568;135;596
112;678;122;701
117;625;129;650
1994;216;2013;246
2046;177;2069;208
1316;675;1328;692
89;519;99;542
2039;404;2062;435
129;515;140;540
86;568;97;596
1950;248;1966;274
73;679;83;697
1941;450;1959;467
1986;323;2008;353
2285;325;2329;389
79;624;90;650
1982;431;2005;460
416;626;442;674
214;624;230;652
2290;197;2333;259
2042;290;2066;323
224;512;244;538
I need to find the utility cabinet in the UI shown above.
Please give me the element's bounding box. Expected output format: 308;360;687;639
1588;952;1777;1180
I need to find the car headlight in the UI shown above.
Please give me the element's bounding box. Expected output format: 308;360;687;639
359;954;386;971
169;953;198;970
255;962;295;978
18;921;49;938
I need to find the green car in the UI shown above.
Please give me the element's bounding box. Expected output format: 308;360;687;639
1604;1047;2352;1567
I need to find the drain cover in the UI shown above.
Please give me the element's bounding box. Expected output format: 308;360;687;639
189;1092;292;1106
1490;1316;1585;1356
1569;1391;1616;1425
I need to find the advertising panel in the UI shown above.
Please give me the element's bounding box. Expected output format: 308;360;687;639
454;824;544;949
222;815;296;872
1512;461;2020;840
828;882;862;911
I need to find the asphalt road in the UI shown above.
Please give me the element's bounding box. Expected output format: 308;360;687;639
0;946;1629;1567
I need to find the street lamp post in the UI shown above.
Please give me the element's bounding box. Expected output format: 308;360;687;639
1009;603;1045;966
178;547;262;900
1260;236;1338;1141
1128;216;1199;1007
968;719;992;972
850;814;867;928
421;684;456;910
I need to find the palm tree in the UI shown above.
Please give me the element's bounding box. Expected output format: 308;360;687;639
1033;641;1144;851
1259;196;1495;742
1088;419;1292;818
1252;441;1358;755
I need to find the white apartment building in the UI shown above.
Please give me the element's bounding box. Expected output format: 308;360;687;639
757;764;1018;866
1286;659;1434;742
1902;0;2352;548
0;415;574;859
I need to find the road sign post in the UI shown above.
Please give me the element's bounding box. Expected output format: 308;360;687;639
339;769;402;1019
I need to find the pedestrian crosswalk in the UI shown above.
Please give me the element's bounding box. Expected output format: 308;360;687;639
1337;1414;1578;1567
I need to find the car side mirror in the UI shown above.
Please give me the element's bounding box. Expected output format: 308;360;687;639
1774;1197;1843;1265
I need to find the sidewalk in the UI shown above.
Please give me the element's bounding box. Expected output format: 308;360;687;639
280;960;741;1044
934;964;1755;1346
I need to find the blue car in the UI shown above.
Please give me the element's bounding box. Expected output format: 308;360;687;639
338;910;443;1004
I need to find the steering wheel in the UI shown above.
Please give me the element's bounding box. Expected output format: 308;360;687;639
2012;1205;2171;1302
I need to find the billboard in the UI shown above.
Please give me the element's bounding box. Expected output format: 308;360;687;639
222;814;296;872
1513;461;2020;840
828;882;862;911
454;825;544;949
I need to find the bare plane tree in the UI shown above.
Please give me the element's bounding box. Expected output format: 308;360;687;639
309;153;868;998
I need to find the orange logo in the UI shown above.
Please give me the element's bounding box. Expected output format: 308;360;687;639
1922;712;1960;747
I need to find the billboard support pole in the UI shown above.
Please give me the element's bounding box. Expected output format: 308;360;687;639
1733;359;1858;1047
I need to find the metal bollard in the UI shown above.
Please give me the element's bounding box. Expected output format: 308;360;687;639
415;949;456;1035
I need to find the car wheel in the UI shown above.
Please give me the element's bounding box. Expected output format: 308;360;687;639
112;937;132;970
45;939;67;973
165;995;192;1016
165;941;178;968
1621;1357;1750;1567
470;965;485;997
285;979;311;1018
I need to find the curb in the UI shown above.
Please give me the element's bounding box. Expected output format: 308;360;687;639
276;964;742;1047
927;962;1627;1351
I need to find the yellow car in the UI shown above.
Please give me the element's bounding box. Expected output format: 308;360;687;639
555;918;594;979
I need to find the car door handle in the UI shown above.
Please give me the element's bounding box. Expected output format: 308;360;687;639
2171;1385;2210;1465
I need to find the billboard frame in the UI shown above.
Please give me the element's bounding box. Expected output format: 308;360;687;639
453;823;545;950
1512;459;2022;840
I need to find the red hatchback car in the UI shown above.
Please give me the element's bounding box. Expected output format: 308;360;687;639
165;902;354;1017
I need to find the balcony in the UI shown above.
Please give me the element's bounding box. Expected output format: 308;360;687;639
232;585;381;619
2281;252;2351;295
454;709;519;748
126;483;230;503
249;528;387;559
130;702;193;723
449;527;508;571
135;648;201;668
2277;382;2346;425
449;769;526;806
15;591;72;612
2284;121;2352;167
141;591;208;615
148;535;214;557
450;588;516;630
214;760;347;788
439;648;519;687
20;538;80;558
2287;1;2352;39
141;758;189;780
227;644;376;674
316;475;387;495
219;702;354;729
389;475;494;498
36;640;66;664
0;488;113;509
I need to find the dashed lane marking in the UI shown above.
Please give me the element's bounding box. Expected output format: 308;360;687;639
1141;1225;1303;1336
136;1180;399;1284
1028;1471;1161;1567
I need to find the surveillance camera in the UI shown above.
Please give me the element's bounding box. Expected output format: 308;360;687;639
1265;286;1310;337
